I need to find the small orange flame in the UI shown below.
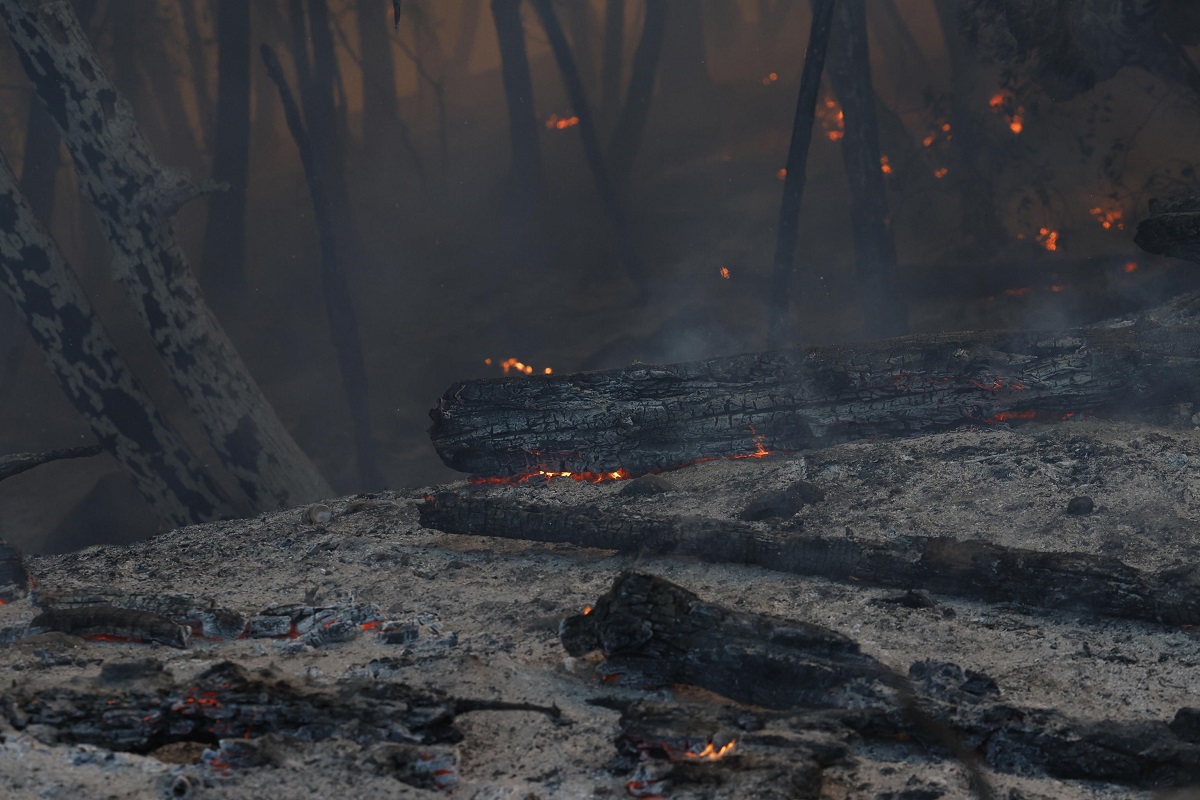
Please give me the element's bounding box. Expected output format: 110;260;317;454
816;96;845;141
488;357;552;376
922;134;936;148
989;91;1025;134
471;468;632;485
1036;227;1058;252
761;71;779;85
583;605;593;615
933;167;948;179
776;167;787;180
544;113;579;130
1123;261;1139;273
880;155;892;175
719;266;731;279
680;739;736;761
1003;287;1031;297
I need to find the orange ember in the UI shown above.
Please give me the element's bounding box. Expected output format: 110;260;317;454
933;167;948;179
776;167;787;180
1088;206;1125;231
719;266;731;279
583;605;593;615
816;96;845;141
762;71;779;85
989;91;1025;134
471;468;633;486
487;357;552;376
1123;261;1139;273
1036;227;1059;251
83;633;133;643
544;113;580;130
880;155;892;175
1003;287;1031;297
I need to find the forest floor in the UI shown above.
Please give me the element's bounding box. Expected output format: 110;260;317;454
3;415;1200;798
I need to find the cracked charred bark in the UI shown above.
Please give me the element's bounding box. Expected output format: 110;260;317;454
0;0;333;512
0;149;231;527
432;300;1200;478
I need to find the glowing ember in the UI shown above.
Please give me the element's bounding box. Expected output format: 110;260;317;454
583;605;593;615
1003;287;1031;297
471;468;633;485
1036;227;1059;252
681;740;736;761
487;357;553;376
1088;206;1125;231
1123;261;1139;273
933;167;948;179
544;113;579;130
761;71;778;85
922;133;936;148
719;266;731;279
880;155;892;175
989;91;1025;134
776;167;787;180
816;96;844;141
1049;284;1067;293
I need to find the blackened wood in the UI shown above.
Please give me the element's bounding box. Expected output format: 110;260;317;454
431;316;1200;478
0;150;230;526
1136;194;1200;263
420;491;1200;625
572;573;1200;790
767;0;835;347
0;445;102;482
2;660;462;753
827;0;906;339
31;606;191;648
0;0;334;511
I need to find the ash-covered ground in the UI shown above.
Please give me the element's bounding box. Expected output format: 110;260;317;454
4;416;1200;798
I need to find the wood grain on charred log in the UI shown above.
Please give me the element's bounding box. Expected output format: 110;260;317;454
430;319;1200;477
420;491;1200;625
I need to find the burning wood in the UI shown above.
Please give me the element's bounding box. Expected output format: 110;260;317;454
430;296;1200;479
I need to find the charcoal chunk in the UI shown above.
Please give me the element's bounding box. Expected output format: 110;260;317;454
1066;496;1095;516
740;480;825;521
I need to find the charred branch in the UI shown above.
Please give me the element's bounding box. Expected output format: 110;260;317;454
420;491;1200;626
0;445;102;483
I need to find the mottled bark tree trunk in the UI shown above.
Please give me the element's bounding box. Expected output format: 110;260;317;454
0;148;232;527
0;0;333;511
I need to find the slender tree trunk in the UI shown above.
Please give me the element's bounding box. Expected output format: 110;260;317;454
179;0;216;130
0;0;334;511
529;0;644;285
767;0;835;348
283;0;383;492
600;0;624;124
357;0;399;158
606;0;667;187
827;0;906;339
491;0;544;205
200;0;252;305
0;147;233;527
561;0;597;97
447;0;484;80
658;0;711;101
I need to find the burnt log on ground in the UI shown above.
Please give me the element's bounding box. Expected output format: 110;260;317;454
0;445;101;483
419;490;1200;625
569;573;1200;792
430;302;1200;478
1136;194;1200;264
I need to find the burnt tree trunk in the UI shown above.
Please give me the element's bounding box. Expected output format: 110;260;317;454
0;149;231;527
357;0;399;160
767;0;835;347
200;0;252;303
529;0;644;283
600;0;624;124
826;0;906;338
420;491;1200;626
605;0;667;188
430;297;1200;485
0;0;333;511
491;0;544;206
262;38;383;493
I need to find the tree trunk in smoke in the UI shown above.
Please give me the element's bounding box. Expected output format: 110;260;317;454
561;0;597;98
600;0;624;125
0;148;233;528
357;0;400;159
826;0;907;339
200;0;252;306
283;0;383;492
529;0;644;287
447;0;483;81
606;0;667;188
767;0;835;348
756;0;792;43
491;0;545;206
932;0;1008;253
0;0;333;512
179;0;216;131
657;0;712;102
287;0;314;97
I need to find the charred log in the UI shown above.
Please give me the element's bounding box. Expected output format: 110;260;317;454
430;309;1200;478
570;573;1200;791
420;490;1200;625
0;445;102;483
1136;194;1200;264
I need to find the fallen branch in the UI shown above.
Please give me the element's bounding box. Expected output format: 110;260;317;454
419;490;1200;625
